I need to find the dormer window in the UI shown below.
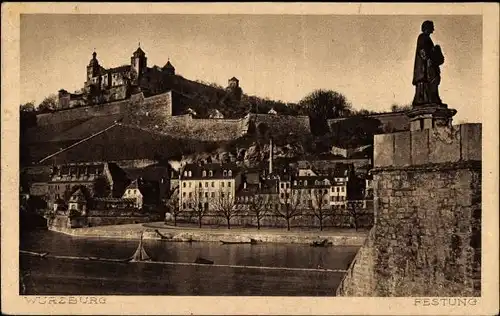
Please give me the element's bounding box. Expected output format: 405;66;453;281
304;180;308;186
223;170;227;177
188;171;192;177
202;170;207;177
209;170;213;177
294;180;297;186
183;171;187;177
228;170;232;177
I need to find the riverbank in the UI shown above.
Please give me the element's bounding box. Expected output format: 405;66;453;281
49;222;368;246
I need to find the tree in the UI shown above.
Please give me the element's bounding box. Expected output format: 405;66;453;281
274;190;302;231
309;187;331;231
166;189;181;226
20;102;36;112
346;200;364;231
37;94;58;113
391;103;412;112
188;187;208;228
299;89;352;135
212;188;238;229
93;176;111;198
248;193;269;230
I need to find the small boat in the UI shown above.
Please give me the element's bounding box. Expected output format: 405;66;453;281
310;239;331;247
220;238;258;245
128;232;152;262
194;256;214;265
155;229;173;240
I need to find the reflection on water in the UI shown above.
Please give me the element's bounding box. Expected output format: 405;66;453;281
20;230;358;296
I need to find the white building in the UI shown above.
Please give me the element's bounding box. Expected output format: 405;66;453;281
122;179;144;209
178;163;242;212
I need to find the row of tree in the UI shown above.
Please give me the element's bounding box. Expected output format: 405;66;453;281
166;188;370;231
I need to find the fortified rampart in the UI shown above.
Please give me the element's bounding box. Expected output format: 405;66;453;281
328;111;410;133
337;123;481;296
250;114;311;137
33;93;313;143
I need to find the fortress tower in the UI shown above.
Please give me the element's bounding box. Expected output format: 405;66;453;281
130;45;148;85
85;51;101;87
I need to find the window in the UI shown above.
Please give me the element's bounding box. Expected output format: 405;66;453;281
211;182;214;187
341;187;345;192
280;183;284;189
188;171;192;177
209;170;213;177
205;192;208;198
221;192;225;198
199;183;202;188
184;171;187;177
202;171;207;177
188;192;192;198
183;203;186;209
294;180;298;186
211;192;215;198
228;182;231;187
189;182;192;188
280;193;284;198
222;182;225;188
330;196;334;202
223;170;227;177
205;182;208;187
228;170;232;177
199;192;202;197
183;192;186;197
304;180;308;186
183;182;186;188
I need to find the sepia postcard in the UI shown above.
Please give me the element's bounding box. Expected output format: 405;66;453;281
1;3;499;315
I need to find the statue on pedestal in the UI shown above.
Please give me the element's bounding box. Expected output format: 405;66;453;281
412;20;445;106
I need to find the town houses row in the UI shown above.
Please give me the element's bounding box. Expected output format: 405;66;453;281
24;155;373;223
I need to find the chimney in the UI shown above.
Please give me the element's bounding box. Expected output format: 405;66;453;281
269;138;273;175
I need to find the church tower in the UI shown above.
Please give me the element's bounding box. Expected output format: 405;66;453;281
131;44;147;85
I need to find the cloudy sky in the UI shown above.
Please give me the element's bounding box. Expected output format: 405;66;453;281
20;14;482;123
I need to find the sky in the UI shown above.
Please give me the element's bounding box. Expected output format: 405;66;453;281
20;14;482;123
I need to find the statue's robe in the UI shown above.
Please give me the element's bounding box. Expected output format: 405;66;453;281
412;33;444;105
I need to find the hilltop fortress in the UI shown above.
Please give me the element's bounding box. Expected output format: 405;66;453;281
35;45;409;145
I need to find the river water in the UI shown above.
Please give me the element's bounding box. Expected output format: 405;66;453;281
20;229;358;296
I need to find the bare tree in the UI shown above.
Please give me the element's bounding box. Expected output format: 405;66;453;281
166;189;181;226
248;193;269;230
346;200;364;231
309;188;331;231
275;190;302;231
187;187;208;228
212;188;237;229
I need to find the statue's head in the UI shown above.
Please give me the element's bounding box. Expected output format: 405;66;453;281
421;20;434;34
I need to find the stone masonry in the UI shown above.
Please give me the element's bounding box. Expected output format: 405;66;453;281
337;124;481;296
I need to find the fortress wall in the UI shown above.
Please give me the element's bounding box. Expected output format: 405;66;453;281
338;124;482;297
251;114;311;136
328;111;410;133
37;98;131;126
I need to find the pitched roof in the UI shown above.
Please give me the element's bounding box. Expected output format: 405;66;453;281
163;61;175;69
126;179;140;190
133;47;146;56
107;65;131;74
70;188;87;202
180;162;240;179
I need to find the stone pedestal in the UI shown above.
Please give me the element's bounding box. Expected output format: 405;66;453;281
406;103;457;131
